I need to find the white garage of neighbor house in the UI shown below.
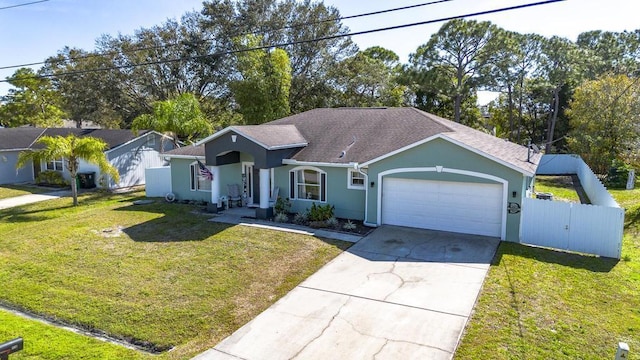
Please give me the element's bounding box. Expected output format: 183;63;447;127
164;107;540;242
0;127;174;189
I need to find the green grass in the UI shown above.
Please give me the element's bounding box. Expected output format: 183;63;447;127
533;175;582;202
0;184;50;200
0;192;350;359
456;187;640;359
1;310;146;359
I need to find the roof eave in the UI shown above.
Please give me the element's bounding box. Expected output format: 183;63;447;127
196;126;307;151
282;159;358;168
267;142;308;151
361;133;537;177
105;130;166;154
162;154;205;160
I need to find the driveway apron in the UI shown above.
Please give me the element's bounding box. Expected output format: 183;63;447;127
194;225;500;360
0;190;70;210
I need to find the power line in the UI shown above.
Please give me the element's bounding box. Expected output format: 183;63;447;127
0;0;566;84
0;0;49;11
0;0;453;71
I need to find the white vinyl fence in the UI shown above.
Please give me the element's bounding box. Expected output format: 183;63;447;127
521;155;624;258
145;166;171;197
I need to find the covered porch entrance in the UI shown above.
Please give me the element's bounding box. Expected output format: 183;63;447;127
197;125;307;219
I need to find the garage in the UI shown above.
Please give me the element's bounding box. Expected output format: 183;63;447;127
381;178;504;237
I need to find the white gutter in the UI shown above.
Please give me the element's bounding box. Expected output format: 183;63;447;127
282;159;357;168
162;154;205;160
354;163;377;227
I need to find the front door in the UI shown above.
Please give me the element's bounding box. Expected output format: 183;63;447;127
243;163;254;205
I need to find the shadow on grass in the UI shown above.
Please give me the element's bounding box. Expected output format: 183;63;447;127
115;202;234;242
0;206;75;223
0;191;110;223
495;241;618;272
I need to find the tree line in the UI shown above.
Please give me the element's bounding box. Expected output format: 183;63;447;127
1;0;639;174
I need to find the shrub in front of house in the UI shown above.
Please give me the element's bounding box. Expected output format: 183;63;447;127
293;211;308;225
274;212;289;223
342;219;357;231
274;197;291;215
36;170;68;187
307;203;335;228
326;217;339;229
308;203;334;222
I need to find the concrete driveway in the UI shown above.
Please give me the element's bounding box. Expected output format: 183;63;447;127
194;226;500;360
0;190;70;210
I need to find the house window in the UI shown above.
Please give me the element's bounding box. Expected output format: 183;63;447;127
147;134;156;147
190;162;211;192
348;170;365;190
46;158;63;171
289;167;326;202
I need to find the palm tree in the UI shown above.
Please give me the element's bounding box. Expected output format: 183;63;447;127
17;134;119;206
131;93;213;147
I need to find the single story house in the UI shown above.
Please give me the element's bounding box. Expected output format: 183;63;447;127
0;127;174;189
163;107;541;242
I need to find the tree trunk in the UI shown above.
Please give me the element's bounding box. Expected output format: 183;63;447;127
454;94;462;124
545;87;560;153
517;75;524;144
70;170;78;206
454;68;463;123
507;84;514;141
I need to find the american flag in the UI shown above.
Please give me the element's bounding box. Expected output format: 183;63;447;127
197;159;214;181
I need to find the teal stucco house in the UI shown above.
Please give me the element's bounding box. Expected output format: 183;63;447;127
163;107;541;242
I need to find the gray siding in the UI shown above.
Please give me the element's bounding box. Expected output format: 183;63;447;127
274;165;366;220
105;133;170;188
0;151;34;184
169;158;211;202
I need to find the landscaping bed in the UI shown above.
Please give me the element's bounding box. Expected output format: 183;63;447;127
272;199;374;236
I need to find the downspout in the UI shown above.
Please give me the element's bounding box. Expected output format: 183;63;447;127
354;163;377;227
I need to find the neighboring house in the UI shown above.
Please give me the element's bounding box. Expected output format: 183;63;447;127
164;107;541;242
0;128;45;185
0;127;174;189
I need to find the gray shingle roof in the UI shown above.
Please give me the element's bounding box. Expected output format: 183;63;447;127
0;128;45;150
39;128;150;150
230;125;307;149
425;110;541;175
164;144;205;157
268;107;539;174
269;107;453;164
0;127;151;151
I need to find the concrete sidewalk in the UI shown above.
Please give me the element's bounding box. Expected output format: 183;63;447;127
0;190;71;210
194;226;499;360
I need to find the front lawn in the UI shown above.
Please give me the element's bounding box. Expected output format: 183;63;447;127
456;187;640;359
0;192;350;359
0;184;50;200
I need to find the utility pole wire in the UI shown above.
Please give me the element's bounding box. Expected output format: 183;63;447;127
0;0;566;83
0;0;49;11
0;0;453;71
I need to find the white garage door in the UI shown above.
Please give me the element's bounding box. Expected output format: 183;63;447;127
381;178;503;237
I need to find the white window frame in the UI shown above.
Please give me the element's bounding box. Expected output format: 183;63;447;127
190;161;211;192
45;158;64;171
147;134;156;147
347;169;365;190
289;166;326;202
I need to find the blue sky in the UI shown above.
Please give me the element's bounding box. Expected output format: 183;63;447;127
1;0;639;99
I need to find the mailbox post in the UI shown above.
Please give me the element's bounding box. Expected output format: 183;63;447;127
0;338;23;360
